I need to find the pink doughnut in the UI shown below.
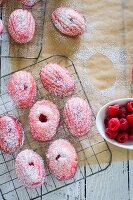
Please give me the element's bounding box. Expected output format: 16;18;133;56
0;115;24;154
29;100;60;141
64;97;92;136
8;9;35;43
46;139;78;180
51;7;85;37
40;63;75;96
15;149;45;188
20;0;39;7
7;71;36;108
0;0;3;4
0;19;3;34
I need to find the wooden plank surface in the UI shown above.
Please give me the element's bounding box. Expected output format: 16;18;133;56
86;144;129;200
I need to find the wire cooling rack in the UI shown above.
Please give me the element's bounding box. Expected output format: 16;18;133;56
0;55;112;200
0;0;47;59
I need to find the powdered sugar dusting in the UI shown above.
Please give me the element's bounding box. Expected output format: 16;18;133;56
51;7;85;37
44;18;81;56
8;9;35;43
0;115;24;153
64;97;92;136
7;70;36;108
72;45;131;113
29;100;60;141
40;63;75;96
46;139;78;180
0;19;3;34
20;0;39;7
15;149;45;188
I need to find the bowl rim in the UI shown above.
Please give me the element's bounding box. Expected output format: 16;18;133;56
96;98;133;150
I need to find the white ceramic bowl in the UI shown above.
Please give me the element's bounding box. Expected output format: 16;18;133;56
96;98;133;150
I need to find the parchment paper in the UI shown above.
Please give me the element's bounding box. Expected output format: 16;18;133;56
41;0;132;113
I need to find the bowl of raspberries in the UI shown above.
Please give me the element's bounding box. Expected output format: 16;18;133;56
96;98;133;149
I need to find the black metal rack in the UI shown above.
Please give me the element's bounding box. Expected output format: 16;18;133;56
0;55;112;200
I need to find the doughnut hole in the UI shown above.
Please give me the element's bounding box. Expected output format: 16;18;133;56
39;114;48;123
55;154;61;161
70;18;73;22
29;162;34;166
24;84;28;90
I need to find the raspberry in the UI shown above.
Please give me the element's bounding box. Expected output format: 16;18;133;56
119;118;129;130
104;116;111;127
107;104;119;117
105;128;118;139
128;128;133;141
118;106;127;118
127;101;133;113
108;118;120;131
126;114;133;126
116;132;128;143
129;128;133;134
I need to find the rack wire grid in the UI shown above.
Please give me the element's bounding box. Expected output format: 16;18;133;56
0;0;47;59
0;55;112;200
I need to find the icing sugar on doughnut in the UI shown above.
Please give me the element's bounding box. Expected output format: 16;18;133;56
0;115;24;154
20;0;39;7
15;149;45;188
8;9;35;43
51;7;85;37
7;71;36;108
64;97;92;136
40;63;75;96
0;19;3;34
46;139;78;180
29;100;60;141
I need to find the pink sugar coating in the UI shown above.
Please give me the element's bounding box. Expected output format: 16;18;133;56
0;0;3;4
0;115;24;154
51;7;85;37
0;19;3;34
46;139;78;180
7;70;36;108
40;63;75;96
29;100;60;141
8;9;35;43
20;0;39;7
15;149;45;188
64;97;92;136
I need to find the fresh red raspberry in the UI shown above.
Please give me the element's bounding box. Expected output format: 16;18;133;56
105;128;118;139
107;104;119;117
116;132;128;143
108;118;120;131
118;106;127;118
119;118;129;130
128;128;133;141
129;128;133;134
126;102;133;113
126;114;133;126
104;116;111;127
